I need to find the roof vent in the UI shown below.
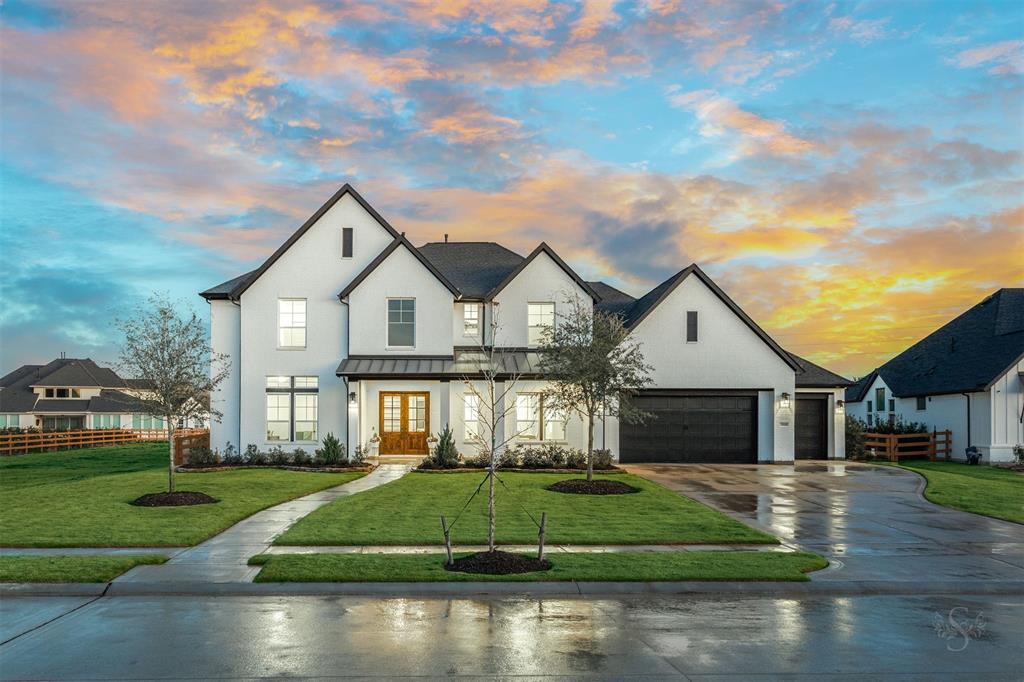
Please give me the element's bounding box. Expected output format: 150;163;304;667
444;233;449;243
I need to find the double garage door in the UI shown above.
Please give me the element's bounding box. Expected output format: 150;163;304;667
619;393;758;464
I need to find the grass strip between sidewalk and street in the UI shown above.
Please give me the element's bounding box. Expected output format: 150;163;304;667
0;555;168;583
276;471;777;546
249;551;827;582
0;443;366;547
889;461;1023;524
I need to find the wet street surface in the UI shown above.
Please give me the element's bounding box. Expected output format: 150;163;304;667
1;593;1021;679
625;462;1024;584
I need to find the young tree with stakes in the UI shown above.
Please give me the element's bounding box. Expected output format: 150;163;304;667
539;296;654;482
116;294;230;494
459;313;529;553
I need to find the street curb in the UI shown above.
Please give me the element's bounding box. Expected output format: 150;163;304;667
4;579;1022;598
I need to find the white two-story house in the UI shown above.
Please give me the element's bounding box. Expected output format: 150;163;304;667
200;184;849;463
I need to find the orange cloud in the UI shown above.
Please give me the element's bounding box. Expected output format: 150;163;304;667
669;90;819;157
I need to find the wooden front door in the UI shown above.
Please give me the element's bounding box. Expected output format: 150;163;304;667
379;392;429;455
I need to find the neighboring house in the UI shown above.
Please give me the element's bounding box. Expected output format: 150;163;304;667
846;289;1024;463
200;184;849;463
0;358;183;431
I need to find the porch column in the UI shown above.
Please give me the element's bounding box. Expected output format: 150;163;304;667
439;379;451;433
347;380;360;455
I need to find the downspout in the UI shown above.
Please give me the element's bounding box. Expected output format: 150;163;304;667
961;392;972;449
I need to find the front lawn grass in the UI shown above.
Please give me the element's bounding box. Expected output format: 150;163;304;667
249;551;827;582
0;555;167;583
893;461;1023;524
0;443;365;547
276;471;777;545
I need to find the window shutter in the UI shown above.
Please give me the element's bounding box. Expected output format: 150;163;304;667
342;228;353;258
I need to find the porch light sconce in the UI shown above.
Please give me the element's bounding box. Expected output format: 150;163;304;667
779;392;791;409
348;392;357;406
835;400;845;413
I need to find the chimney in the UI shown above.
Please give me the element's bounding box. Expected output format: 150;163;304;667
444;233;449;243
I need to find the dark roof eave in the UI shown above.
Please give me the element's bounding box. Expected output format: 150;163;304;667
628;265;802;372
227;184;403;301
485;242;600;302
338;236;462;301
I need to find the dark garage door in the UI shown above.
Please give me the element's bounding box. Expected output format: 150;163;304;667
795;397;828;460
619;393;757;463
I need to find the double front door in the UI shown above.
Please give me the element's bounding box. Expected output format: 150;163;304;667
379;392;429;455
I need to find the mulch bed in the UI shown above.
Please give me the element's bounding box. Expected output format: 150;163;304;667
131;491;218;507
546;479;640;495
444;550;551;575
178;464;376;473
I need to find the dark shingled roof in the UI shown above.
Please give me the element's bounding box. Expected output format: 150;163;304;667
845;372;876;402
417;242;525;299
850;288;1024;399
590;281;636;315
0;359;149;414
200;270;257;300
789;353;852;388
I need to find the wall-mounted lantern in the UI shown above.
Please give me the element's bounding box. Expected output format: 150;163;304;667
779;392;791;409
348;391;357;406
835;399;845;414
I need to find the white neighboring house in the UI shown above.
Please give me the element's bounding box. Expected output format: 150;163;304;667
200;184;850;463
846;289;1024;463
0;358;193;431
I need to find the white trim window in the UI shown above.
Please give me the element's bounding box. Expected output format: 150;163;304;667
92;415;121;429
387;298;416;348
527;302;554;347
464;393;481;442
463;303;480;336
0;415;18;428
514;393;566;442
278;299;307;349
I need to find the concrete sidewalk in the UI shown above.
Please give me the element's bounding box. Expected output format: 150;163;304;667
113;464;412;583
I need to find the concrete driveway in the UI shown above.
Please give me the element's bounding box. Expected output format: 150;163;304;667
624;461;1024;583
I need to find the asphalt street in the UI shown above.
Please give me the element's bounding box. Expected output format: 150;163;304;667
1;593;1021;679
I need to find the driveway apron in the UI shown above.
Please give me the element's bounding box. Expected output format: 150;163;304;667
115;464;412;583
624;461;1024;584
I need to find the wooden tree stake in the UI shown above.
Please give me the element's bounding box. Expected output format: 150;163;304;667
538;512;547;561
440;515;453;566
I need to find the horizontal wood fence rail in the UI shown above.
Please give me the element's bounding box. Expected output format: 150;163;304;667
864;429;952;462
0;428;208;456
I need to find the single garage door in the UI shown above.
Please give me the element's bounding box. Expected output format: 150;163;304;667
619;393;757;463
795;397;828;460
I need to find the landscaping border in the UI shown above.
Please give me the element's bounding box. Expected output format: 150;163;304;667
177;464;376;474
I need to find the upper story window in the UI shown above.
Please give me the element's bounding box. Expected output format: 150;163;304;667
278;299;306;349
527;302;554;347
341;227;353;258
463;303;480;336
686;311;699;342
387;298;415;348
44;388;81;398
916;397;926;411
874;387;885;411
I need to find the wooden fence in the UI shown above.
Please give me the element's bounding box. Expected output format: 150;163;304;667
173;429;211;465
0;428;208;456
864;430;952;462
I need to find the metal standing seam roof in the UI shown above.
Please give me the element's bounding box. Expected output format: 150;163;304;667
337;351;548;378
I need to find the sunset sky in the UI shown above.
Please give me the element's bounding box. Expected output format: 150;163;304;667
1;0;1022;378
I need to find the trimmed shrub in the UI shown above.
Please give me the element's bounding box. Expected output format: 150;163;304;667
463;452;491;468
591;448;613;469
316;433;346;466
845;416;868;460
351;445;366;465
245;444;268;466
291;448;311;467
187;446;219;467
267;446;289;466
